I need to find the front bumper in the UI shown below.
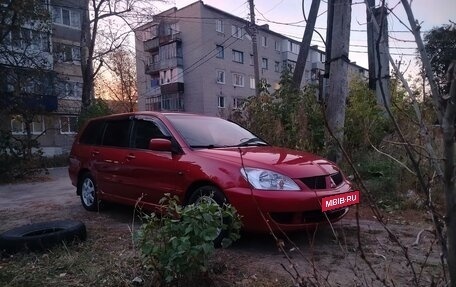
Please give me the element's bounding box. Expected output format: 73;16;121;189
225;183;352;233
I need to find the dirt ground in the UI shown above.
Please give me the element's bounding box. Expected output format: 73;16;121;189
0;167;447;286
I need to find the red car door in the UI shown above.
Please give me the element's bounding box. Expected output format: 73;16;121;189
120;117;188;208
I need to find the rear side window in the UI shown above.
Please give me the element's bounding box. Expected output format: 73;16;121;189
79;120;104;145
102;119;131;148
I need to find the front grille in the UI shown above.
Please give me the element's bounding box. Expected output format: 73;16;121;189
300;172;344;190
300;175;326;189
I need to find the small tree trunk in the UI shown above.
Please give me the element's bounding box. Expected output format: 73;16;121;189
442;60;456;287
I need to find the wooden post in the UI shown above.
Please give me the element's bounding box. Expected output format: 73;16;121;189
325;0;352;163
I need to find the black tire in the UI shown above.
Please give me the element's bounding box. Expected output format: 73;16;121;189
78;172;100;211
0;220;87;254
188;185;228;247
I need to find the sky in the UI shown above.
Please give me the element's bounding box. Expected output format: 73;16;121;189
153;0;455;74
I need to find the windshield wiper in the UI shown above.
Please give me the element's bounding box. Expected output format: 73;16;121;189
237;137;268;147
190;145;224;149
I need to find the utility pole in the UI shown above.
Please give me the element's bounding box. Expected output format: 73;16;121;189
248;0;260;96
325;0;352;163
366;0;376;90
292;0;321;91
373;6;391;109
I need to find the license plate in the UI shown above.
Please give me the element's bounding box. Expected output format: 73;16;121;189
321;190;360;212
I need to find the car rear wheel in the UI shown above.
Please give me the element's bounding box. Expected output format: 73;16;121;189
78;173;100;211
188;186;228;247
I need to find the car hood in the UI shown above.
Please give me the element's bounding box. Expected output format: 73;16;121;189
193;146;340;178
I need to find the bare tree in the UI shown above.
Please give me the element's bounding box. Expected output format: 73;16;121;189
97;48;137;113
80;0;161;110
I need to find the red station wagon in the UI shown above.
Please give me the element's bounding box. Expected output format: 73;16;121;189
69;112;354;234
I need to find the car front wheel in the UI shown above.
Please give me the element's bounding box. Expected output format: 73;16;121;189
188;185;228;247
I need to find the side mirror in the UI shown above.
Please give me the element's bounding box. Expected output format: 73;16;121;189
149;138;172;152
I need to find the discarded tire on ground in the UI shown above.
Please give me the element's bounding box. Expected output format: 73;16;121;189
0;220;86;253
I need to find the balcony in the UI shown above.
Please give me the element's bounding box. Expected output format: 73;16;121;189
144;32;182;52
145;62;160;74
145;57;183;74
1;92;57;112
161;82;184;95
144;37;159;52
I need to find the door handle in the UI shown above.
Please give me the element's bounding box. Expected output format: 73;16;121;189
126;154;136;160
91;150;100;157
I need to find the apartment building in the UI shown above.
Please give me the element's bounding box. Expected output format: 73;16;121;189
0;0;84;155
135;1;368;116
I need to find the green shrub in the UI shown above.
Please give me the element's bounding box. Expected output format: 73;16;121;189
136;195;242;284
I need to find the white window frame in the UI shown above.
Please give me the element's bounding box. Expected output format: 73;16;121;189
261;36;267;47
231;24;243;39
216;70;225;84
216;45;224;59
218;96;225;108
52;7;81;29
275;40;281;51
274;61;280;72
250;77;255;89
232;73;244;87
233;97;243;109
232;50;244;63
262;58;268;70
11;115;45;135
59;116;78;134
215;19;224;33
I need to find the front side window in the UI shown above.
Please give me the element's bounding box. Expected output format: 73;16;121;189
131;119;167;149
233;73;244;87
232;50;244;63
60;116;78;134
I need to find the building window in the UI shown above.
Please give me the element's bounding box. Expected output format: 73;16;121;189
232;73;244;87
60;116;78;134
275;40;281;51
215;19;224;33
262;58;268;70
52;7;81;29
232;50;244;63
60;81;82;99
250;77;255;89
6;28;49;52
54;44;81;63
231;24;243;39
249;54;254;66
274;61;280;72
11;115;45;135
261;36;267;47
216;70;225;84
233;97;244;109
216;45;224;59
218;96;225;108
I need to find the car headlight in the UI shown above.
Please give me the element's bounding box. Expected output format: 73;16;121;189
240;167;300;191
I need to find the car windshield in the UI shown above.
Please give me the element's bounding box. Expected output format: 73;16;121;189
166;115;268;148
